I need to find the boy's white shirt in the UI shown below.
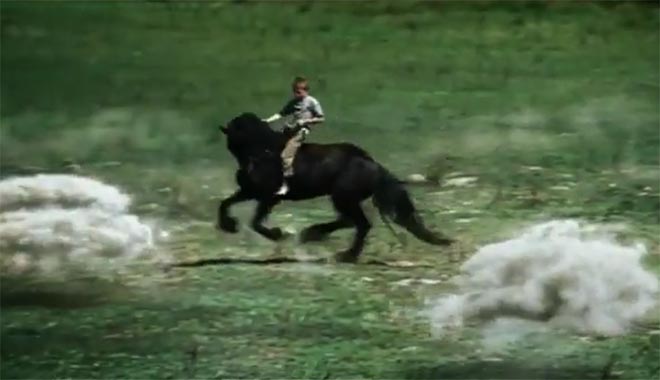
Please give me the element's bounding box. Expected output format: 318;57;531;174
265;95;324;125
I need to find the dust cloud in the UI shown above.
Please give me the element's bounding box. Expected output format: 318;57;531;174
425;220;658;338
0;174;163;277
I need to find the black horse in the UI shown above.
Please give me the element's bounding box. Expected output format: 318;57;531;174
218;112;453;262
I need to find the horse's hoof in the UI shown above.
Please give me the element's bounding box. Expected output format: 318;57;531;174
268;227;291;241
300;228;327;243
334;251;359;263
218;217;239;233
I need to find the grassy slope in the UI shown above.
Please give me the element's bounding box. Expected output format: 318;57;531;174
1;2;659;379
2;1;658;221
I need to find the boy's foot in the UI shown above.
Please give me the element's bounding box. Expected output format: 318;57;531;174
276;182;289;195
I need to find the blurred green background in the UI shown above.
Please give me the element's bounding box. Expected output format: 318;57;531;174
2;1;658;220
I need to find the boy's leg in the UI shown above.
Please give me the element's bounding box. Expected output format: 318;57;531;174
280;133;304;176
277;132;304;195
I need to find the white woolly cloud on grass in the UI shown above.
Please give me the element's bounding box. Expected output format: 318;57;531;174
0;174;160;277
0;174;130;213
425;220;658;337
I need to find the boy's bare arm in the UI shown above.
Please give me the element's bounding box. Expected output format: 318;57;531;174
263;113;282;123
299;116;324;126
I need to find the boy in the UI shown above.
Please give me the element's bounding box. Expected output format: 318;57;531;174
263;76;325;195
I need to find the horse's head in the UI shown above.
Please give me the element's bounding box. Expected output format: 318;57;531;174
219;112;281;164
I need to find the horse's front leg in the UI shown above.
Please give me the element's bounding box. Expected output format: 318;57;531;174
217;189;251;233
251;198;288;241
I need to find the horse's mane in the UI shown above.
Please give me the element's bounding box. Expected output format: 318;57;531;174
228;112;276;136
223;112;292;170
225;112;283;147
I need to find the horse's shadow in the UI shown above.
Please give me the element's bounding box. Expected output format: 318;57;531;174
166;253;434;269
400;360;607;380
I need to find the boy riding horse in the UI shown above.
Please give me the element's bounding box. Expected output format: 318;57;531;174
263;76;325;195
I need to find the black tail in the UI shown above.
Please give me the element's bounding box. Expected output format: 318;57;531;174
372;166;453;246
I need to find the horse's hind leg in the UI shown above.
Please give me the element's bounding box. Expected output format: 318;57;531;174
300;217;352;243
251;199;287;241
333;197;371;263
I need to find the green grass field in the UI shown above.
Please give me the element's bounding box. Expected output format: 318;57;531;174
1;2;659;379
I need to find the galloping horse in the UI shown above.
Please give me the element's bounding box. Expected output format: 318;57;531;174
218;112;453;262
